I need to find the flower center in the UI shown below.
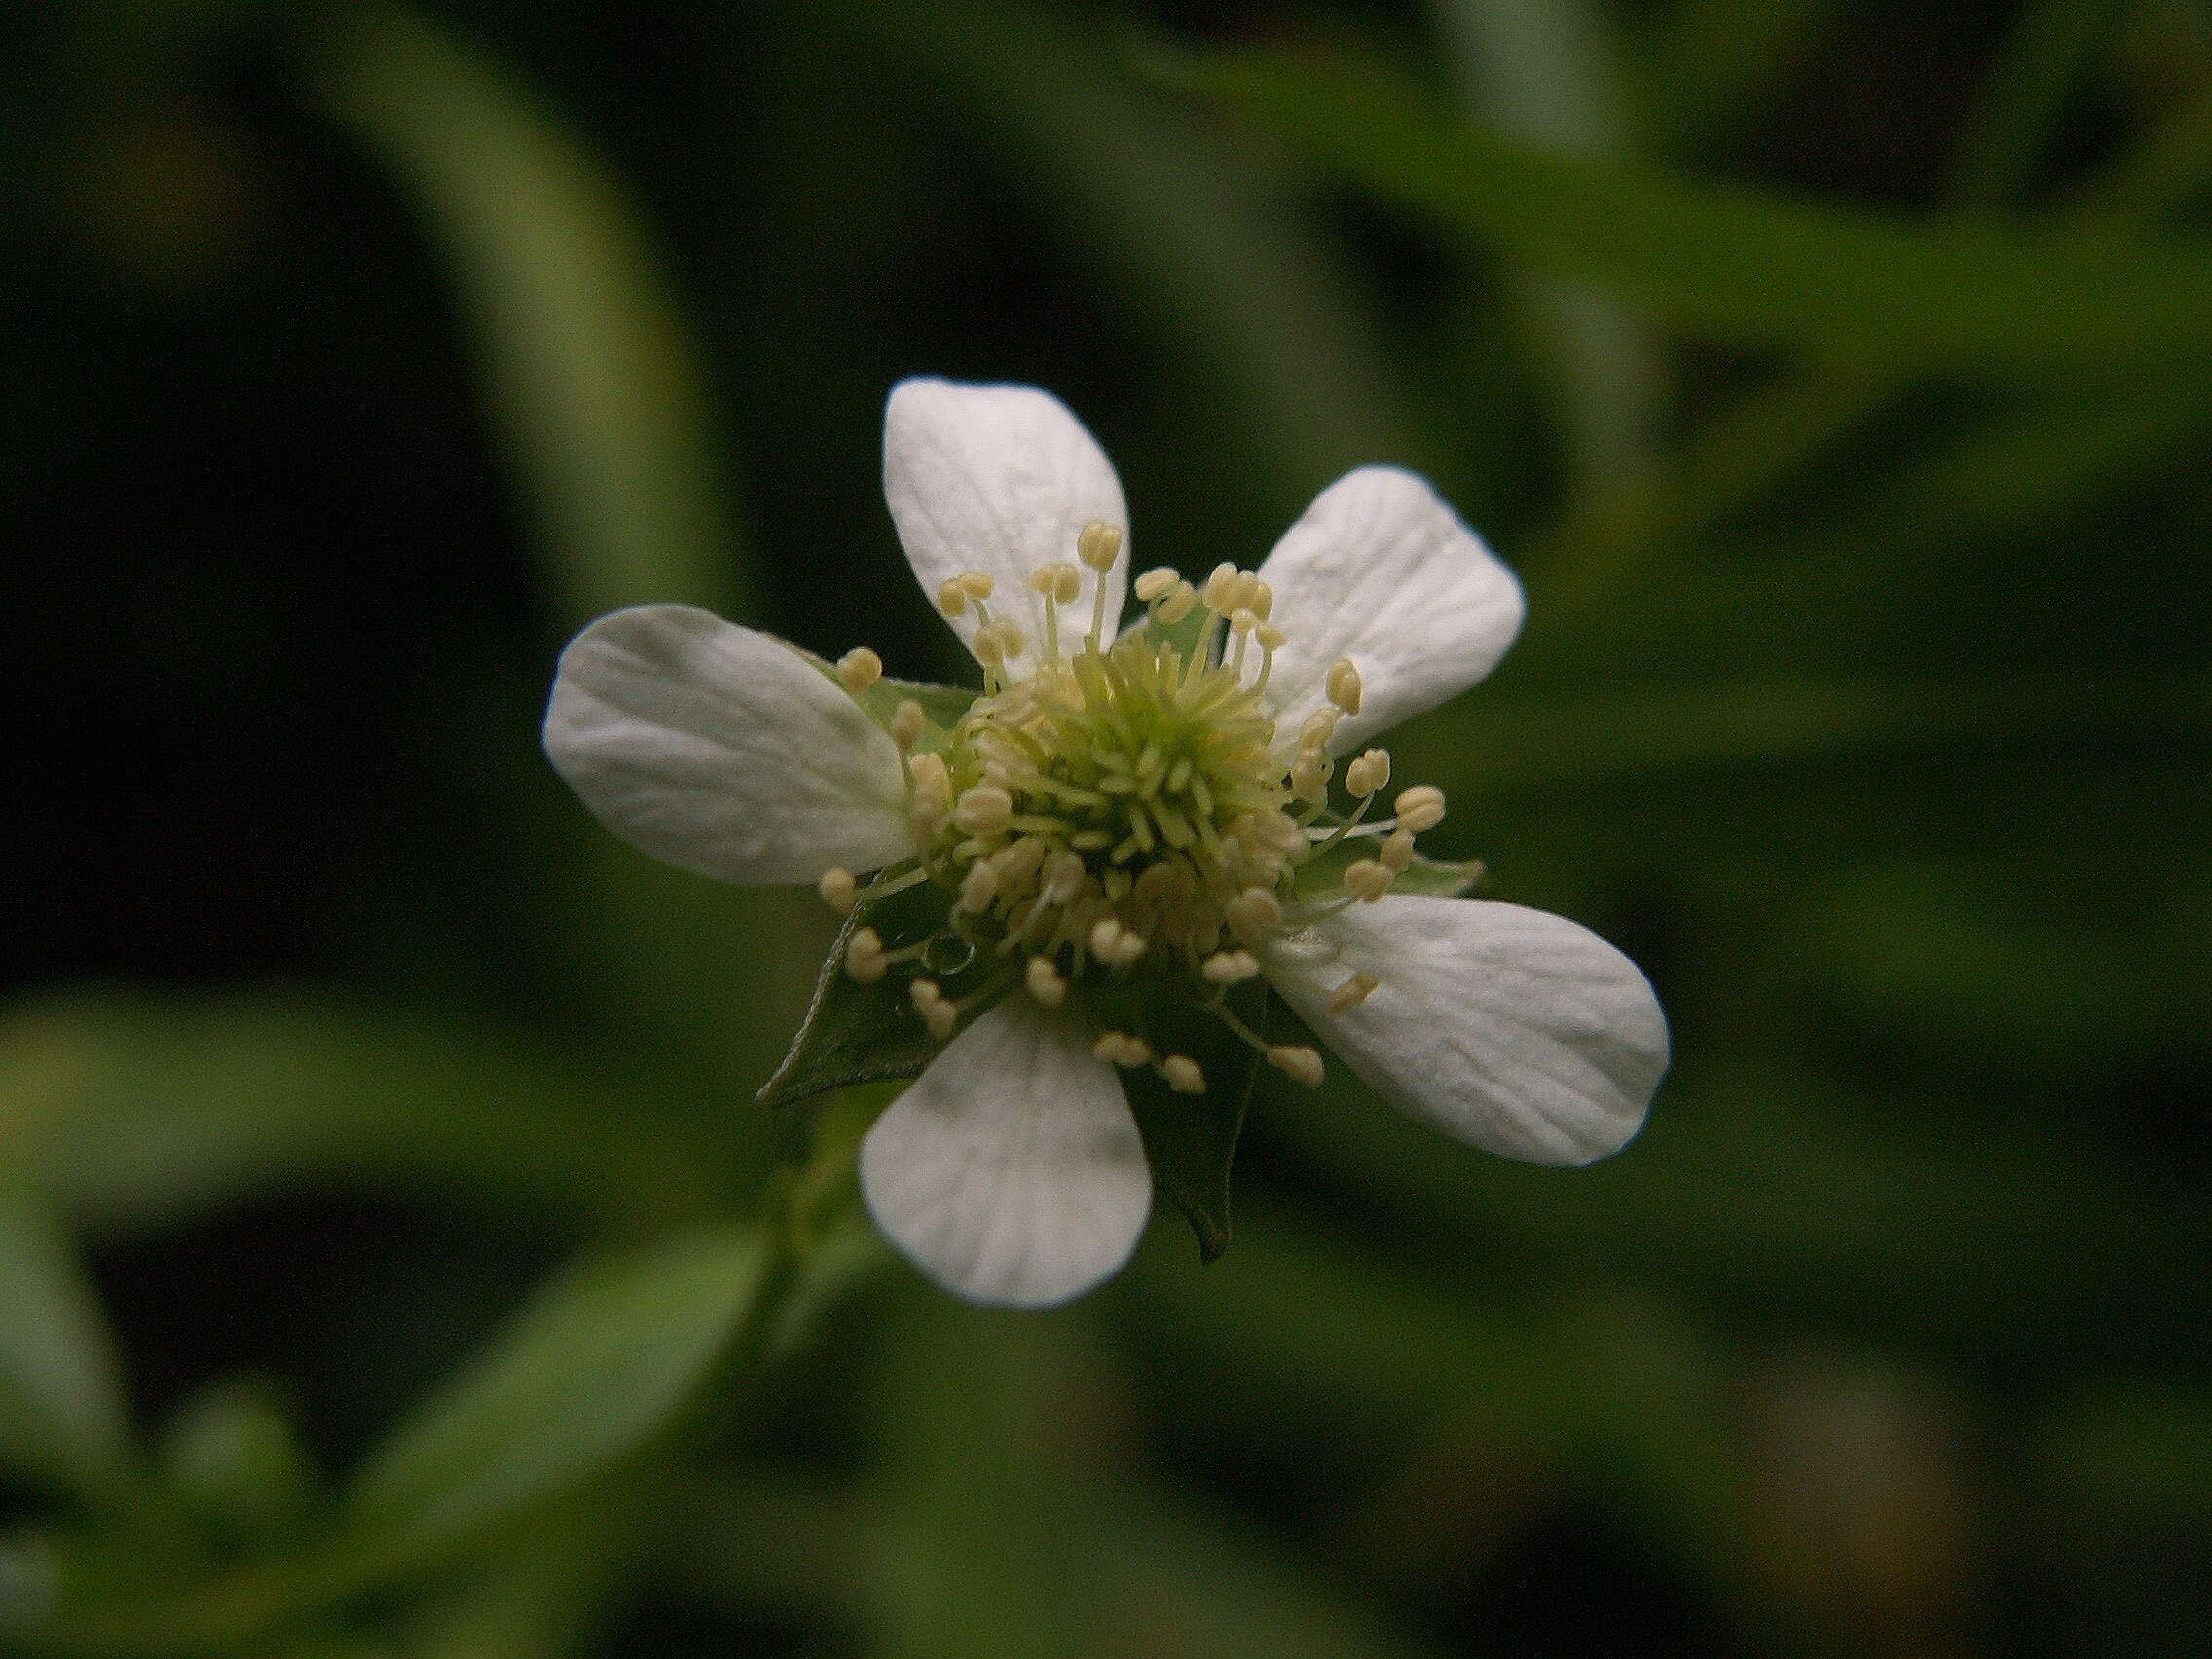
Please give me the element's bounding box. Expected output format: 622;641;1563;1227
825;524;1458;1093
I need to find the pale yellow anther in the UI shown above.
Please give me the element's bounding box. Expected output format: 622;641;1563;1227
958;860;1000;913
1344;748;1391;798
1088;917;1127;961
1041;849;1087;905
957;571;996;601
1254;622;1287;652
1077;521;1124;571
1344;858;1393;902
1267;1045;1325;1088
1161;1054;1206;1094
991;620;1027;661
1156;581;1198;625
1380;828;1416;872
1225;571;1261;613
1326;658;1363;716
1224;887;1283;941
1134;567;1179;603
993;838;1046;885
1030;562;1083;604
953;784;1014;835
1201;949;1260;985
1201;563;1240;610
1025;955;1068;1008
1328;972;1380;1014
1228;608;1258;637
1092;1031;1152;1068
937;579;969;619
1394;785;1446;833
909;980;958;1041
1110;930;1149;966
1248;579;1273;621
1290;754;1331;805
835;647;882;696
817;867;858;915
1300;709;1341;751
891;699;925;752
907;752;951;827
845;927;889;984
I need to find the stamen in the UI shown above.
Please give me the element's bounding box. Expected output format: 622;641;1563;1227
836;647;882;695
1327;972;1380;1014
1394;785;1446;833
1093;1031;1153;1068
1267;1045;1325;1088
845;927;890;984
1344;748;1391;799
1201;949;1260;985
1343;858;1392;902
957;860;1000;913
1156;581;1197;625
1161;1054;1206;1094
958;571;997;602
1247;579;1273;621
1326;658;1363;716
1077;521;1123;571
1025;955;1068;1007
952;784;1015;835
909;979;958;1041
1380;828;1416;872
907;752;951;830
937;580;969;619
1134;567;1179;604
891;700;925;753
817;867;859;915
1224;887;1282;942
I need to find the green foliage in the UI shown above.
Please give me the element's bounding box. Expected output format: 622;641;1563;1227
1198;47;2212;370
336;1228;766;1576
0;1183;140;1514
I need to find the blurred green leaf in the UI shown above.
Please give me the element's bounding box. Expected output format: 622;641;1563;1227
0;992;723;1236
0;1180;139;1512
161;1378;319;1553
305;1;744;625
830;0;1420;486
1199;47;2212;371
1431;0;1664;479
1946;0;2129;212
872;1301;1092;1659
1634;0;1841;156
338;1227;764;1576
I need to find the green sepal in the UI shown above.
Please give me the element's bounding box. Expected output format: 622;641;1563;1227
756;874;1010;1112
1106;979;1268;1264
1293;834;1483;901
794;646;977;752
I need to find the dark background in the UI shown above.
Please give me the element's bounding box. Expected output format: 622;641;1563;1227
3;1;2208;1654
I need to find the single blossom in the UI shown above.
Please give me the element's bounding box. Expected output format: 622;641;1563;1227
544;378;1668;1309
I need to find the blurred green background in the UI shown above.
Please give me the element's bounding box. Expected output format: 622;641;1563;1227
4;0;2209;1653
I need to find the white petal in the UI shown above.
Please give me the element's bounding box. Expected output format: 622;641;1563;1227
883;379;1129;664
1255;466;1524;755
860;998;1151;1309
1263;896;1667;1165
543;605;916;885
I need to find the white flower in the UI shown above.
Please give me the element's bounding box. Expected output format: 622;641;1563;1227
544;378;1668;1309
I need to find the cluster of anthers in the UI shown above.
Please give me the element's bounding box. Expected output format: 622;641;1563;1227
811;521;1453;1098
